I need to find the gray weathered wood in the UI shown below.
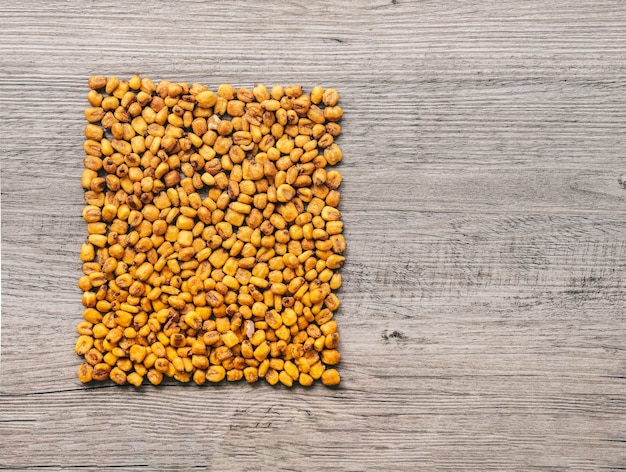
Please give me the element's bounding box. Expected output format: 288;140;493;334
1;0;626;470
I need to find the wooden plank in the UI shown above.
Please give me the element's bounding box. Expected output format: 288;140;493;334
1;0;626;470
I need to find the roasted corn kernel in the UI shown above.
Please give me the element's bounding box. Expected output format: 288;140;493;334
321;368;340;386
77;76;344;387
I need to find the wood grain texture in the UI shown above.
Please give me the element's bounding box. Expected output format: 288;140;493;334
1;0;626;470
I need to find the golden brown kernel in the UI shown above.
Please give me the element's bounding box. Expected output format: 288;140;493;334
206;365;226;383
78;363;94;383
109;367;127;385
127;372;143;387
321;368;340;386
92;363;111;381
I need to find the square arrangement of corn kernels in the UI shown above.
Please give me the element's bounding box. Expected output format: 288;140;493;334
76;75;344;387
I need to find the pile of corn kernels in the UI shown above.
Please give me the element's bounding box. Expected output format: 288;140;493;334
77;75;344;387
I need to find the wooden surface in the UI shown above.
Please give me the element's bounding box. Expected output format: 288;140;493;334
1;0;626;470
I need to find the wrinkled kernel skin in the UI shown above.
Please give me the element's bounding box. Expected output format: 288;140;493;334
78;76;344;387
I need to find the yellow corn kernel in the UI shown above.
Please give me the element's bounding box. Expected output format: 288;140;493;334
127;372;144;387
295;356;311;374
321;368;340;386
321;349;341;365
278;370;294;387
320;330;337;348
109;367;127;385
314;336;326;352
143;353;157;369
299;373;313;386
320;320;337;336
206;365;226;383
154;358;170;373
75;335;94;355
92;362;111;381
268;358;284;371
115;310;134;328
83;308;102;324
133;363;148;377
92;323;109;339
275;325;291;341
253;341;271;361
193;369;206;385
250;329;266;346
283;360;299;380
147;369;163;385
309;361;326;380
129;344;147;363
165;345;179;362
243;366;259;383
78;363;93;383
221;330;240;348
281;308;297;327
265;368;279;385
156;331;170;346
265;310;283;330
